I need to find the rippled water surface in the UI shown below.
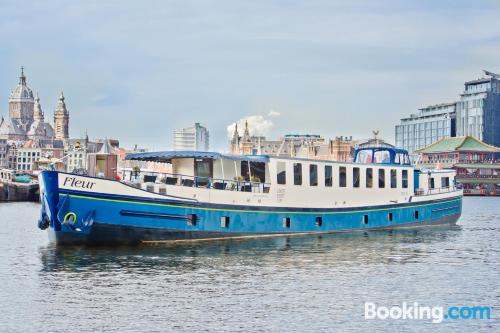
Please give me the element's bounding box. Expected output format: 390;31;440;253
0;197;498;332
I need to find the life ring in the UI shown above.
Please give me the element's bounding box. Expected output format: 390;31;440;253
63;212;77;225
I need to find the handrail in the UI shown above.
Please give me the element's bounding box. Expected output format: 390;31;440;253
127;171;271;193
415;185;459;196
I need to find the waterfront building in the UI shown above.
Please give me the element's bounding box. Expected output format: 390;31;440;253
6;144;18;170
395;70;500;154
455;70;500;147
15;139;64;172
173;123;209;151
65;135;96;173
395;103;456;155
0;139;7;168
0;68;62;142
230;121;281;155
292;136;353;162
231;122;324;155
230;122;355;161
63;138;119;174
416;136;500;196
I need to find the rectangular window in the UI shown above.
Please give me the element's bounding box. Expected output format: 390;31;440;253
402;170;408;188
339;166;346;187
325;165;332;187
277;162;286;185
388;212;393;222
390;169;397;188
441;177;449;188
430;178;435;189
378;169;385;188
309;164;318;186
353;167;360;188
293;163;302;185
366;168;373;188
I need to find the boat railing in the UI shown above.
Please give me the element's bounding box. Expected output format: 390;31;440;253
415;185;459;196
127;172;271;194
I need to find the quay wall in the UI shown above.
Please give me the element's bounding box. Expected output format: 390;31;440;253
0;181;39;202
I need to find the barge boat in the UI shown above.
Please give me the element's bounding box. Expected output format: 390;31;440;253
38;147;462;245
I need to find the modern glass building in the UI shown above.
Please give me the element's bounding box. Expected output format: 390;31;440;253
173;123;210;151
395;103;456;155
456;71;500;147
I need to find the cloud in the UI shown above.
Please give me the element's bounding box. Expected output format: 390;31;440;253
268;110;281;117
1;0;499;150
227;114;277;139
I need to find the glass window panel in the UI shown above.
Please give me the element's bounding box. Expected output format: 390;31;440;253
353;167;360;188
339;166;346;187
309;164;318;186
293;163;302;185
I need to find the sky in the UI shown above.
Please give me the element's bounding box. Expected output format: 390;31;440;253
1;0;499;152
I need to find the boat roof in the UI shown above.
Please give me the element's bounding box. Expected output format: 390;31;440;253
355;146;409;155
125;150;270;163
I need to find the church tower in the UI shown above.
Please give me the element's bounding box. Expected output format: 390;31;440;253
8;67;35;132
33;93;44;122
230;123;240;154
54;91;69;140
241;120;254;155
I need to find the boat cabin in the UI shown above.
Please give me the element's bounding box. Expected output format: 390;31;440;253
124;148;457;207
125;151;271;192
353;147;411;166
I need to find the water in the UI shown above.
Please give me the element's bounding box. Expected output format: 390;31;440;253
0;198;498;332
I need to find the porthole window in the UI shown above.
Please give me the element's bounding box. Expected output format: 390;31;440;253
187;214;197;226
283;217;291;228
315;216;323;227
220;216;230;228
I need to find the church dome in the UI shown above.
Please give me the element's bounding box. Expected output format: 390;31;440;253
9;67;34;102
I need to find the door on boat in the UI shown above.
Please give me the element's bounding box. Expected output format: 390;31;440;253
194;158;213;187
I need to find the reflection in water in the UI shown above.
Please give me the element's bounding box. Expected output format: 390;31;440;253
2;199;497;333
39;226;461;275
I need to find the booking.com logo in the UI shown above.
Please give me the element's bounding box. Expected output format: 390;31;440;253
364;302;491;324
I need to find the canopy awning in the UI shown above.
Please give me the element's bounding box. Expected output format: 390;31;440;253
125;150;269;163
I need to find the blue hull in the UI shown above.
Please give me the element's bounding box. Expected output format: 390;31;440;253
39;171;463;245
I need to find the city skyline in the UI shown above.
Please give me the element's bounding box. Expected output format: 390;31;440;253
1;0;499;151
